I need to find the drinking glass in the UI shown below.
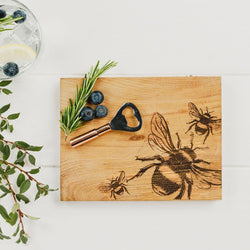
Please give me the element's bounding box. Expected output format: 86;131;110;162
0;0;41;79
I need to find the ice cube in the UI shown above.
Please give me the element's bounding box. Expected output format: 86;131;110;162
13;23;32;43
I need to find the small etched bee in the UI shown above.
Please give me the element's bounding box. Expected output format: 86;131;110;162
98;171;129;200
186;102;221;144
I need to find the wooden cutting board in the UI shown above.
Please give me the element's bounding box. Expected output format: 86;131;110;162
60;77;221;201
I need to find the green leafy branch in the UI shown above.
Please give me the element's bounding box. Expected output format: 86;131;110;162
0;80;57;244
0;104;20;133
60;60;117;140
0;81;19;133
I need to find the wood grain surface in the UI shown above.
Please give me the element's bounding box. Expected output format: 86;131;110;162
60;77;221;201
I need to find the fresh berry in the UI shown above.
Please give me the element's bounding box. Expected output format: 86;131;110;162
80;106;95;121
13;10;26;23
95;105;108;118
88;90;104;105
0;9;6;18
3;62;19;77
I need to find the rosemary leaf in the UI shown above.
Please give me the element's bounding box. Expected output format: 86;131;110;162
0;15;23;32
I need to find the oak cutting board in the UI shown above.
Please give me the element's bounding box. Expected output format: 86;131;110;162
60;77;221;201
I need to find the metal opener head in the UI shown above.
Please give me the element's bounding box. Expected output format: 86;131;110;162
110;102;142;131
70;102;142;148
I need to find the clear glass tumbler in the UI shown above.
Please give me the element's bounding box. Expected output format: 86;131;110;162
0;0;42;79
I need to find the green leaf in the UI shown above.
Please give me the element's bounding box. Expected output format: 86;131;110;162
16;194;30;204
0;134;3;140
3;145;10;160
21;234;28;244
17;173;25;187
17;161;25;167
15;141;30;149
24;213;40;220
27;145;43;151
20;179;31;193
0;205;10;220
0;141;4;152
12;224;20;237
0;80;11;87
5;167;15;175
0;104;10;114
0;120;7;131
2;88;12;95
19;230;27;244
15;152;26;164
0;193;8;198
28;155;36;165
35;191;40;200
0;185;11;193
0;232;11;239
9;124;13;133
11;202;20;213
6;212;18;226
17;150;23;158
29;167;40;174
0;167;4;175
7;113;20;120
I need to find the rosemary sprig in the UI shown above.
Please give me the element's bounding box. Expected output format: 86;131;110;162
60;60;117;140
0;15;23;32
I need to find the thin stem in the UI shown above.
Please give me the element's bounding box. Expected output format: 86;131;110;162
0;138;32;156
0;115;8;120
1;160;47;195
3;160;42;186
4;175;25;234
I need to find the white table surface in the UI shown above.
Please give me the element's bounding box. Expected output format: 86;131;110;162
1;0;250;249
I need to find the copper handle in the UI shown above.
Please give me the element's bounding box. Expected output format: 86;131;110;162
70;123;112;148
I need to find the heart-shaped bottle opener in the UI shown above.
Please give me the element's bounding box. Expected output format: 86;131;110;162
70;102;142;148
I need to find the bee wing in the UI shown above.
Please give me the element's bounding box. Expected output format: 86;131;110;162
148;113;176;153
98;184;112;193
191;165;221;189
118;171;126;183
188;102;202;118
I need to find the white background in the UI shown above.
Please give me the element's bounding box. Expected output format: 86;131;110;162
1;0;250;249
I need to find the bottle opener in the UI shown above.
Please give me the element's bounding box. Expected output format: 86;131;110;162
70;102;142;148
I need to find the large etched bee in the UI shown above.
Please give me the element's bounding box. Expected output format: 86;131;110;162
98;171;129;200
186;102;221;144
128;113;221;200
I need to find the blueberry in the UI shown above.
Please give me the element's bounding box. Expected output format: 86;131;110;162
95;105;108;118
80;106;95;121
13;10;26;23
0;9;6;18
3;62;19;77
88;90;104;105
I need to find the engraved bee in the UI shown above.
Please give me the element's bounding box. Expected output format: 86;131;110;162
128;113;221;200
186;102;221;144
98;171;129;200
